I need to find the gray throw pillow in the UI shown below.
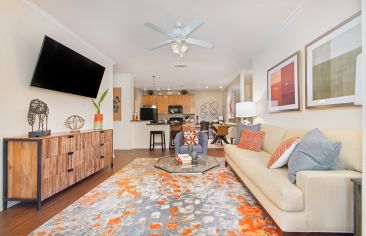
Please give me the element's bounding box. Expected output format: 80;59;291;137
234;123;261;145
287;128;341;183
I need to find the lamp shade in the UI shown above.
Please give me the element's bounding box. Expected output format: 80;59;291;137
236;102;256;118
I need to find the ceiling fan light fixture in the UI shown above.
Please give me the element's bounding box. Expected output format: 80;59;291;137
171;42;189;59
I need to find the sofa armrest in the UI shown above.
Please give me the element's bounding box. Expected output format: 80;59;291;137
296;170;361;232
174;132;183;154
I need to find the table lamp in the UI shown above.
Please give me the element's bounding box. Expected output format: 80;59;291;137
235;102;256;125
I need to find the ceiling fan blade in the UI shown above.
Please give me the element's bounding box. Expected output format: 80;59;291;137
181;17;203;36
144;22;170;36
185;38;214;49
148;39;174;50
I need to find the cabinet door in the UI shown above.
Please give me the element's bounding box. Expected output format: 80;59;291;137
42;137;59;158
175;95;183;105
182;95;190;114
59;134;81;155
99;142;113;168
100;130;113;144
168;95;175;105
142;95;152;106
156;95;168;114
7;141;38;199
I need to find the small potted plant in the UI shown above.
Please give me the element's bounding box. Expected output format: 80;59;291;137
92;88;109;130
180;89;188;95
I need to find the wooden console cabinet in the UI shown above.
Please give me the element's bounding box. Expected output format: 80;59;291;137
3;129;113;210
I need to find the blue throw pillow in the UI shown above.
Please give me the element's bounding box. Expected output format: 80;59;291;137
234;123;261;145
287;128;341;183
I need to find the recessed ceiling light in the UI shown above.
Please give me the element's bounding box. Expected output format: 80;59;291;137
167;87;171;91
219;85;223;89
205;86;209;89
144;88;147;91
157;88;160;91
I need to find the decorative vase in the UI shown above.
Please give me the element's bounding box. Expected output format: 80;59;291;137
188;144;193;156
94;113;103;130
191;151;198;164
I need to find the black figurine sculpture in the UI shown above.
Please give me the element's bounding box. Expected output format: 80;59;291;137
28;99;51;137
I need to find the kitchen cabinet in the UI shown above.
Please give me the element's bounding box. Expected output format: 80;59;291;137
156;95;168;114
142;95;156;106
182;95;195;114
142;94;195;114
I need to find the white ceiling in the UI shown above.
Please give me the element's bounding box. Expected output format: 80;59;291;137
31;0;304;90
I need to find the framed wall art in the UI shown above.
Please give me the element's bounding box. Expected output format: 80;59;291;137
267;51;300;113
305;13;361;108
228;90;236;119
113;87;121;121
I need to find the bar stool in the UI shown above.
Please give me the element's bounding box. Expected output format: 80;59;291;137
150;131;166;151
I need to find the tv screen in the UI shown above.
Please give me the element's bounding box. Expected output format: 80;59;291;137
30;36;105;98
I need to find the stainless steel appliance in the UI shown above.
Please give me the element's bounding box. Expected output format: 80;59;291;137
168;105;183;114
169;117;184;124
140;107;158;123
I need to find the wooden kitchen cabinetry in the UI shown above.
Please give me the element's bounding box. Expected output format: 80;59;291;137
156;95;168;114
3;129;113;210
142;94;195;114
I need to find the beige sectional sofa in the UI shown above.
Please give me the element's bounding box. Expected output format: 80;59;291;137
224;124;362;233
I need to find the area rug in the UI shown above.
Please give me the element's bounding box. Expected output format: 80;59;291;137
31;158;279;236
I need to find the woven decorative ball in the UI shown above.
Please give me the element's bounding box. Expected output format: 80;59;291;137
64;115;85;133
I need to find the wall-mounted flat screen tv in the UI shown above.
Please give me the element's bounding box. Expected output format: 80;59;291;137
30;36;105;98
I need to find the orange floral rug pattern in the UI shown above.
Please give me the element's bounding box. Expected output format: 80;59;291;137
31;158;279;236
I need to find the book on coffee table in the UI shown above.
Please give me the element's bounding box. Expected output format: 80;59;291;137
176;154;192;164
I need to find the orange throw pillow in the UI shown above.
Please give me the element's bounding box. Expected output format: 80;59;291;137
267;137;300;168
237;129;265;152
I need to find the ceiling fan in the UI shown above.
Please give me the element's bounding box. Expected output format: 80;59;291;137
144;17;214;59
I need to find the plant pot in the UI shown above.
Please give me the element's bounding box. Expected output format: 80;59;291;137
94;113;103;130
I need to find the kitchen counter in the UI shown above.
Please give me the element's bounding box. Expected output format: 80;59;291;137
128;121;170;149
146;123;170;126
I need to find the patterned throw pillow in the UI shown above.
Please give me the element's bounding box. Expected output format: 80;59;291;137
267;137;301;169
237;129;265;152
234;123;261;145
184;131;199;145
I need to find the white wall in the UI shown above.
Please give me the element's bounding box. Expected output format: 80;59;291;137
113;73;134;149
0;1;114;210
194;90;224;121
361;0;366;231
252;0;362;129
223;76;241;122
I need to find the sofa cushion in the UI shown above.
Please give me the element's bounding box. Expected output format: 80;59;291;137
288;129;341;183
237;129;265;152
260;124;287;154
284;128;362;172
225;145;304;211
183;131;199;145
234;123;261;145
267;137;301;168
321;129;362;172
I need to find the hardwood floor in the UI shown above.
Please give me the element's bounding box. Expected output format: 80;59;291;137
0;148;224;236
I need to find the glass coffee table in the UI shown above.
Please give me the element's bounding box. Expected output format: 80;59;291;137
154;154;220;174
154;154;221;197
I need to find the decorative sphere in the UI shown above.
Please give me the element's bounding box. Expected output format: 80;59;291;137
64;115;85;132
